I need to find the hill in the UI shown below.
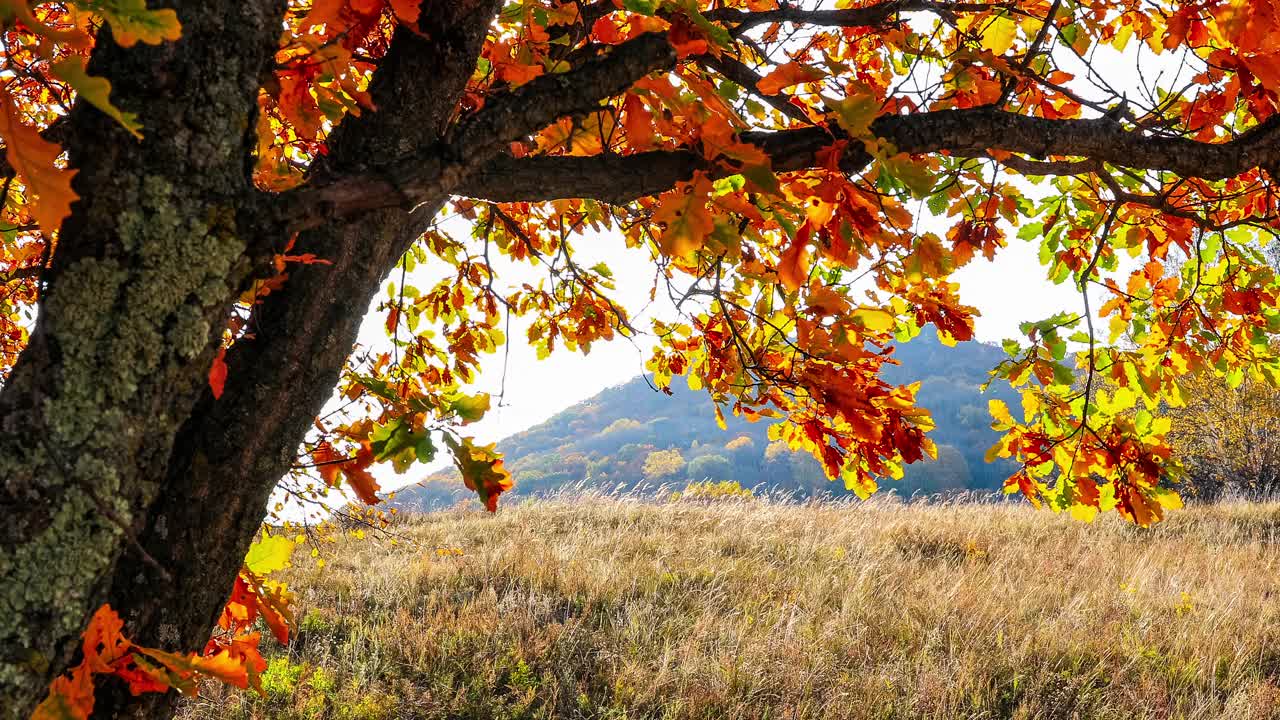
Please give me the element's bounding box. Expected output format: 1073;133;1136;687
395;330;1020;511
180;497;1280;720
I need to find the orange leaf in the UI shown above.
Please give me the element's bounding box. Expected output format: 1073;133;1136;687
31;672;94;720
444;434;514;512
0;88;78;237
756;61;826;95
343;441;382;505
209;347;228;399
136;646;249;691
653;173;715;258
312;441;346;487
622;93;655;150
778;224;812;291
388;0;421;24
81;604;131;671
667;14;709;57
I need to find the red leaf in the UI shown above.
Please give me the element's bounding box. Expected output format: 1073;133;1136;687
344;442;382;505
209;347;228;399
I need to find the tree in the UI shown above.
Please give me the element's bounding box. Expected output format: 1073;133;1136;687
1165;369;1280;500
3;0;1280;717
687;453;733;481
643;448;687;482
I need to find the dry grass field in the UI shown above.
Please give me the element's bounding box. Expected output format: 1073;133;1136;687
178;495;1280;720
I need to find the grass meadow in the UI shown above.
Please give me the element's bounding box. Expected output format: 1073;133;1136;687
178;495;1280;720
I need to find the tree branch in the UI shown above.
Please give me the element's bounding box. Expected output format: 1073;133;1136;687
280;31;678;231
456;109;1280;203
704;1;1012;29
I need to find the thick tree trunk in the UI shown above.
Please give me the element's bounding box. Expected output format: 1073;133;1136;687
0;2;286;715
77;3;500;719
0;1;507;716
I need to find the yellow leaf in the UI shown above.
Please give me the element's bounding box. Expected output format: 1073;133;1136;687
51;57;142;139
980;15;1018;54
244;533;294;576
852;307;895;331
989;398;1014;429
1069;503;1099;522
0;89;78;237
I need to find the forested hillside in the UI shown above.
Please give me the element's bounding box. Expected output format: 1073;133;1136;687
395;331;1019;510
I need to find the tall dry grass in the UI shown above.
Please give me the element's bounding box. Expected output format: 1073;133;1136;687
178;495;1280;720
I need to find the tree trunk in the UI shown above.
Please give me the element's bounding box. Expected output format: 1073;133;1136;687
0;2;500;718
0;2;287;714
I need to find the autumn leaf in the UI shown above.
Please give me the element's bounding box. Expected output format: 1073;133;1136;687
777;225;811;292
622;93;655;149
988;398;1015;429
0;0;83;43
243;533;294;576
979;14;1018;54
654;173;715;258
88;0;182;47
50;57;143;138
756;61;826;95
830;91;880;138
208;347;228;399
444;434;513;512
852;307;895;332
388;0;422;25
31;684;91;720
135;646;249;691
449;392;491;423
343;442;381;505
0;89;79;237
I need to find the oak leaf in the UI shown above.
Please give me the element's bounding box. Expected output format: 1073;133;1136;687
0;89;78;237
757;62;826;95
654;173;715;258
444;434;514;512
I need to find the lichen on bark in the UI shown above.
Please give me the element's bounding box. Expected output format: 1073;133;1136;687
0;1;288;716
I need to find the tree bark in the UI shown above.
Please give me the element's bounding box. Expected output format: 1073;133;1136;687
0;2;286;715
87;3;501;718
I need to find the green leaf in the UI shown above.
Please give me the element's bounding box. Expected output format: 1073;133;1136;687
674;0;731;47
740;162;781;195
449;392;491;424
1016;222;1044;241
831;93;879;138
623;0;660;15
81;0;182;47
245;533;294;576
882;155;934;198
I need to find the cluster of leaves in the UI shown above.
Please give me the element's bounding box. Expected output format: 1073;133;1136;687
32;533;296;719
11;0;1280;524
